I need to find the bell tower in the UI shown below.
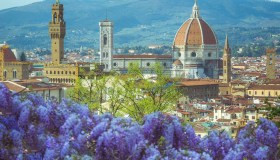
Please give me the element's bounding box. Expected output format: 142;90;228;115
49;0;66;65
223;35;231;83
99;19;114;72
266;49;276;80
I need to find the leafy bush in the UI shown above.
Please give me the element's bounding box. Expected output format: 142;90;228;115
0;83;279;159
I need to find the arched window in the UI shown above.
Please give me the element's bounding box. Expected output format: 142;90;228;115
208;52;212;57
106;52;109;58
59;14;63;22
53;12;57;23
13;70;17;79
4;70;7;79
103;34;108;45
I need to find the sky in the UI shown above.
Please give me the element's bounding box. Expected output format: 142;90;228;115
1;0;280;10
0;0;42;10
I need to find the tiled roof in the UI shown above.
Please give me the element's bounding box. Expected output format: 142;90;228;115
2;81;27;92
248;85;280;90
173;18;217;46
1;47;17;62
217;119;231;122
173;59;183;65
179;80;219;86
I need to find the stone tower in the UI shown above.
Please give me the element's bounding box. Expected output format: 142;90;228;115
99;19;113;72
266;48;276;80
223;35;231;83
49;0;66;65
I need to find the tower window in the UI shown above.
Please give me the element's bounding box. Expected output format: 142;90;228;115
13;70;17;79
103;34;108;46
208;52;212;57
106;52;109;58
191;52;196;57
53;12;57;23
4;70;7;79
103;52;106;58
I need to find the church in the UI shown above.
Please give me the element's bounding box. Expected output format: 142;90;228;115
100;0;221;79
44;0;222;85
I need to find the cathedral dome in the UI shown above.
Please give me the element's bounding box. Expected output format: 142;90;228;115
173;1;217;46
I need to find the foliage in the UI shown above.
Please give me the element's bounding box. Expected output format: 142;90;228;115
121;62;181;121
69;62;181;122
20;52;26;61
0;84;279;159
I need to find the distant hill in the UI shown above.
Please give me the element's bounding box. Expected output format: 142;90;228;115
1;0;280;49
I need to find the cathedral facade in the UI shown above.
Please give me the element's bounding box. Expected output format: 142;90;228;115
100;1;221;78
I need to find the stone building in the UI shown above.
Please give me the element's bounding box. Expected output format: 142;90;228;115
178;79;219;101
100;20;114;72
0;44;30;81
43;0;87;85
102;1;222;78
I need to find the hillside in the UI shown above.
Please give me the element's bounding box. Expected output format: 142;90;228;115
0;0;280;49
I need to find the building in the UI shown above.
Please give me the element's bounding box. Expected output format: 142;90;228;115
178;79;219;101
100;20;114;72
223;35;231;83
2;79;69;102
172;0;220;79
266;48;276;80
43;0;90;85
247;84;280;99
0;44;30;81
102;1;222;78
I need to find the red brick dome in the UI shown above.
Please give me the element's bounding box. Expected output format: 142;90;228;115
173;1;217;46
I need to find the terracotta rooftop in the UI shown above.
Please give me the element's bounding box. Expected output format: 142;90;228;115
2;81;27;92
217;119;231;123
248;85;280;90
173;59;183;65
1;47;17;62
173;18;217;46
179;80;219;87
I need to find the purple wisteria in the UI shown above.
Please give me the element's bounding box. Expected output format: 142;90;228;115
0;83;279;159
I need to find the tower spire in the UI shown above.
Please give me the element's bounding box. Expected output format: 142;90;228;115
56;0;60;4
224;34;230;51
191;0;200;18
223;34;231;83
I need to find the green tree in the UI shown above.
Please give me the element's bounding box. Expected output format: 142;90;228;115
20;52;26;61
119;62;181;121
67;68;125;116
